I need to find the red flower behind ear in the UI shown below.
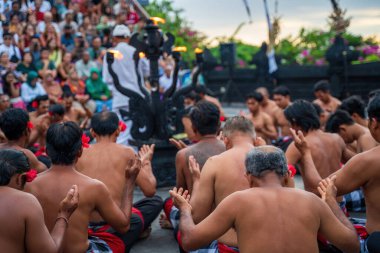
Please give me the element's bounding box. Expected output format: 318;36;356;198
25;169;37;182
27;121;34;130
82;133;90;148
220;116;226;122
287;164;296;178
32;101;38;108
119;121;127;132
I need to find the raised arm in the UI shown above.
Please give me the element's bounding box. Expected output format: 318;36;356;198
317;177;359;253
136;144;157;197
189;156;215;223
170;187;236;252
290;129;322;195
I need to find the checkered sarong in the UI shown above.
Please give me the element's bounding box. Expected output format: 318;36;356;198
344;189;366;212
87;235;112;253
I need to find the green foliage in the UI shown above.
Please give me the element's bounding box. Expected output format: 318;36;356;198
145;0;206;64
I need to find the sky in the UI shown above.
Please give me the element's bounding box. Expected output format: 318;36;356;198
171;0;380;46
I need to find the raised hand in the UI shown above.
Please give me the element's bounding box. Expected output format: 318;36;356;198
58;185;79;219
138;144;155;163
188;155;201;181
169;187;192;211
318;176;337;202
169;138;187;150
125;156;142;180
254;136;266;146
290;128;309;154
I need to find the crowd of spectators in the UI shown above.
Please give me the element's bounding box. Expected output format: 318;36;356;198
0;0;144;115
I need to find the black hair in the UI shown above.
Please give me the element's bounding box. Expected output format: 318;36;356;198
339;95;366;118
46;122;83;165
245;91;263;103
49;104;65;116
195;85;207;94
91;111;119;136
34;95;49;106
62;89;74;98
325;110;355;133
41;47;49;52
367;95;380;121
0;108;29;140
312;103;324;116
313;80;330;93
0;149;30;186
37;155;52;169
273;85;290;97
184;91;196;100
284;100;320;132
189;101;220;136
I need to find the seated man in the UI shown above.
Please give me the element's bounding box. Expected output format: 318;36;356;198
26;122;141;253
272;85;292;137
171;146;359;253
76;112;163;252
326;110;377;153
284;100;354;194
189;116;260;251
313;80;341;113
0;108;47;172
162;101;225;233
330;95;380;251
61;91;92;124
0;148;79;253
244;92;277;142
340;95;368;127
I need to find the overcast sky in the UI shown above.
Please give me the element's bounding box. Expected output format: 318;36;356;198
171;0;380;45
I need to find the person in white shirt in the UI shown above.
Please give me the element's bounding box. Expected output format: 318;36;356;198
75;51;97;80
159;64;175;94
20;71;47;105
37;12;60;34
0;32;21;63
102;24;146;146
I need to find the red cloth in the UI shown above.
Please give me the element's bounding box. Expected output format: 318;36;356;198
88;224;125;253
126;12;139;25
163;198;173;220
218;242;239;253
132;207;144;230
36;11;44;22
287;164;296;178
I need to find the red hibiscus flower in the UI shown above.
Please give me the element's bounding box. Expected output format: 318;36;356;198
287;164;296;178
82;133;90;148
25;169;37;182
31;101;38;108
27;121;34;130
119;121;127;132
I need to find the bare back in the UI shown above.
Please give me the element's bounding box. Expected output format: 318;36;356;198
76;142;135;221
26;169;107;253
176;138;225;193
0;188;30;253
287;131;343;180
234;188;321;253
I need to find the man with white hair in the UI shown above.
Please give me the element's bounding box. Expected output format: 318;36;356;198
159;64;174;94
37;11;59;34
102;24;144;146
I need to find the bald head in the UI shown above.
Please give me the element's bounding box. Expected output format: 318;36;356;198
245;146;288;178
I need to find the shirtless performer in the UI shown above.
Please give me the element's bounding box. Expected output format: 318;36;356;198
196;85;225;119
161;101;225;234
171;146;359;253
29;95;50;123
28;95;51;147
326;110;377;153
0;108;47;172
62;91;92;124
322;95;380;251
26;122;141;253
284;100;354;194
313;80;341;113
189;116;259;252
272;86;292;137
0;148;79;253
76;112;163;252
245;92;277;142
340;95;368;127
256;87;279;118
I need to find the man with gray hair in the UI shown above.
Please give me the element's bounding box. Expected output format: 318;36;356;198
187;116;260;252
170;145;359;253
